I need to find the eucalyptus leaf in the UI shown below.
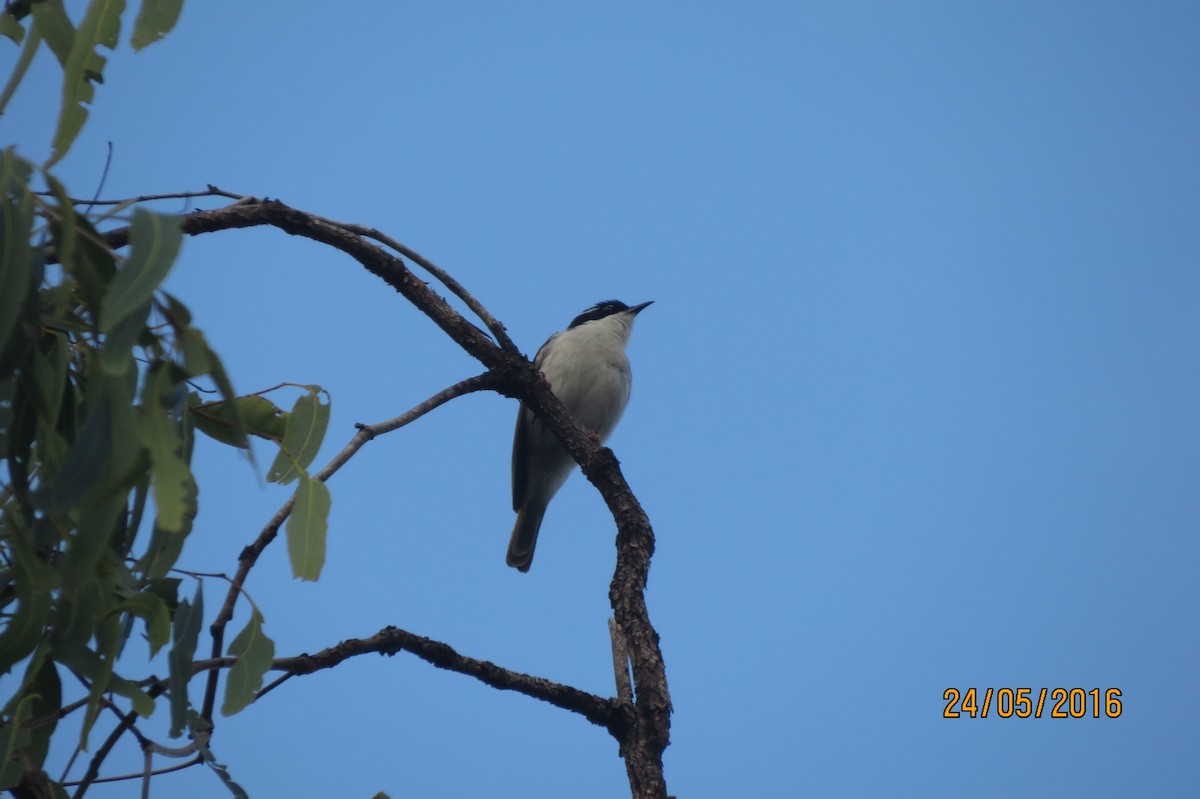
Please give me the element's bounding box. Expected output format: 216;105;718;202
58;211;116;323
267;389;330;484
221;608;275;716
0;529;57;675
168;584;203;738
0;12;24;44
200;741;250;799
140;365;197;533
112;591;172;656
29;0;78;65
191;395;285;448
28;330;70;426
108;671;156;717
136;522;190;581
48;0;123;165
99;208;183;333
0;694;34;789
286;476;331;581
24;656;62;769
33;375;138;512
99;298;150;375
0;154;36;363
130;0;183;50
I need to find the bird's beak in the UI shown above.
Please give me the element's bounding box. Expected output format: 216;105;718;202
630;300;654;315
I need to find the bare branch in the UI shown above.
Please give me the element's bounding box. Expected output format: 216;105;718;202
314;213;518;353
199;372;499;721
35;185;247;206
71;684;167;799
194;626;622;733
41;195;671;797
21;696;92;731
61;757;202;789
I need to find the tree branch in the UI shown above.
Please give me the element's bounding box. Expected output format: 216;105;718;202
34;185;246;206
199;373;499;721
44;195;671;798
311;212;518;353
193;626;624;734
70;684;167;799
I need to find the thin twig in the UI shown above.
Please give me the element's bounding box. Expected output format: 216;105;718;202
250;670;294;703
62;756;203;788
35;185;247;206
21;695;91;730
69;682;168;799
199;372;499;721
314;213;517;352
82;141;114;217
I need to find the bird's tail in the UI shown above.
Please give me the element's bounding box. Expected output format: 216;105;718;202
506;503;546;572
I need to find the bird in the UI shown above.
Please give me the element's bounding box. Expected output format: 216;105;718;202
507;299;653;572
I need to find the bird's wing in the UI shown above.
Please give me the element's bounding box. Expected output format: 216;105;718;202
512;333;557;511
511;406;529;511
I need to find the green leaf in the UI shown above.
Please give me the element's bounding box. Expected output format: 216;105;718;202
47;0;124;166
112;591;172;656
0;13;24;44
28;330;70;427
167;583;203;738
178;327;210;376
127;470;151;546
143;577;181;609
160;291;193;327
135;522;189;581
0;152;37;365
0;21;37;119
267;389;330;484
130;0;183;50
2;372;37;496
100;208;183;333
29;0;78;65
42;174;77;277
58;212;116;326
54;577;103;653
0;528;58;675
286;475;330;581
54;637;150;748
220;608;274;717
53;630;119;750
199;742;249;799
33;374;139;512
176;331;253;451
190;394;284;448
23;656;62;769
59;494;125;601
108;671;155;717
99;298;150;375
140;364;197;533
0;694;35;789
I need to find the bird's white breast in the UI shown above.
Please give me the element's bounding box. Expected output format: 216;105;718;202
536;315;635;442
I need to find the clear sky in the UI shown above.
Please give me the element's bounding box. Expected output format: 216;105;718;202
4;2;1199;797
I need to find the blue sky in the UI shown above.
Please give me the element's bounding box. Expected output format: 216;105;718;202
4;2;1199;796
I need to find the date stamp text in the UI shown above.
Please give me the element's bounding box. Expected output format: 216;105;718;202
942;687;1122;719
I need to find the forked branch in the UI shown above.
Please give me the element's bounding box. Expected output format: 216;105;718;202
49;193;671;799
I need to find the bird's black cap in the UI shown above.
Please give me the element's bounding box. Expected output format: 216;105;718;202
568;299;653;329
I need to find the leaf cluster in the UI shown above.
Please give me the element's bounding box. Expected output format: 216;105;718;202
0;150;218;789
0;155;332;791
1;0;185;165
